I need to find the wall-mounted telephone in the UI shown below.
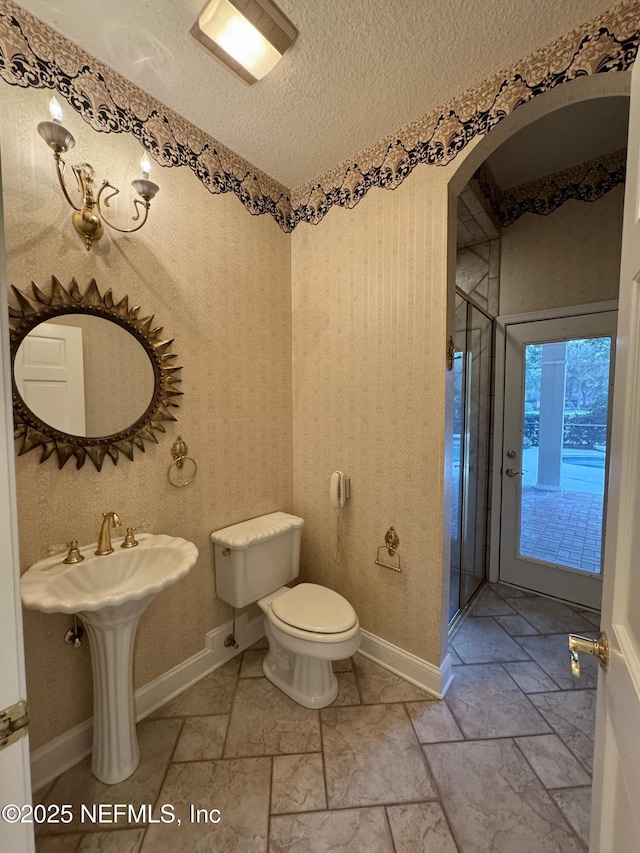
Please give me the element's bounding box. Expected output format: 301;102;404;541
330;470;350;508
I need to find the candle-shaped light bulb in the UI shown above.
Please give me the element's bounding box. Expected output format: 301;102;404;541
141;152;151;179
49;96;63;124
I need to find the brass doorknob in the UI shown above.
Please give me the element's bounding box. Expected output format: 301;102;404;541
505;467;524;477
569;631;608;676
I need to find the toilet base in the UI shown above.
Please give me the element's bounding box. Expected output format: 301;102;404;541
262;650;339;709
261;615;360;709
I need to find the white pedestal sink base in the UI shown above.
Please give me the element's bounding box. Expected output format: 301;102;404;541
80;595;152;784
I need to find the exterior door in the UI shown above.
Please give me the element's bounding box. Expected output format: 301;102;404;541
500;311;616;610
0;157;34;851
589;55;640;852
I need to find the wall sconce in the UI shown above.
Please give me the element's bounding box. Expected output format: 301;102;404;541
37;96;159;250
191;0;297;84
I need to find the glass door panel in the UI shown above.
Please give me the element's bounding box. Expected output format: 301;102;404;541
450;296;493;622
500;311;616;609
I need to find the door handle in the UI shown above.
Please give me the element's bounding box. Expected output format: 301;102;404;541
568;632;608;676
505;467;526;477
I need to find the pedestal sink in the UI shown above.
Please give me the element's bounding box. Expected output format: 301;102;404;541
21;533;198;784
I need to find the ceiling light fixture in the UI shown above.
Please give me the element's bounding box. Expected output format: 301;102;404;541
37;96;159;251
191;0;297;84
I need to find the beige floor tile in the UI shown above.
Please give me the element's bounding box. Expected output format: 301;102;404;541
517;634;598;690
451;617;531;664
493;614;539;636
41;719;182;834
321;703;435;808
140;758;271;853
271;753;327;814
503;661;561;693
240;649;267;677
448;646;463;665
445;664;551;739
510;598;594;635
425;739;585;853
224;677;321;757
172;715;229;762
469;587;516;617
332;657;353;672
77;829;145;852
386;802;458;853
248;636;269;650
36;836;82;853
516;734;592;788
552;787;592;846
331;672;361;706
353;655;432;703
489;583;532;599
406;700;463;743
150;659;239;718
529;690;596;771
269;807;394;853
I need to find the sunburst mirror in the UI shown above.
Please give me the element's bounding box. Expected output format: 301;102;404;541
9;276;182;471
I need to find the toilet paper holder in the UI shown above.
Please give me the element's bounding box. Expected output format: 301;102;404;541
375;527;402;572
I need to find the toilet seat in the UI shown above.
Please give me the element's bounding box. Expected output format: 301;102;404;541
271;583;357;634
258;583;360;644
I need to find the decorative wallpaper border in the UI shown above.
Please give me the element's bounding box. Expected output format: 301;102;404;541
0;0;638;232
475;149;627;227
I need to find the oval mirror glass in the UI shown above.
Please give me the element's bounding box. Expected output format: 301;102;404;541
14;314;156;437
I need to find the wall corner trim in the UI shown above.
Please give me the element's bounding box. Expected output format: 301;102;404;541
359;629;453;699
29;612;265;792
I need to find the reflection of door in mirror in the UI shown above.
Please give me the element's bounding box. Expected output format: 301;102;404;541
14;322;86;435
14;315;156;438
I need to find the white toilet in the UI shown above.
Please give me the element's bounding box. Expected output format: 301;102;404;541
210;511;360;708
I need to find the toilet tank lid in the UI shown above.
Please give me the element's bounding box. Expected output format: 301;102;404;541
210;511;304;550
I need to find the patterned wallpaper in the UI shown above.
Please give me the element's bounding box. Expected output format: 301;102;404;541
475;148;627;227
1;85;293;749
0;0;637;231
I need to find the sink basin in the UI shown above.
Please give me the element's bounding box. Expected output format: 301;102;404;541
21;532;199;785
21;533;198;613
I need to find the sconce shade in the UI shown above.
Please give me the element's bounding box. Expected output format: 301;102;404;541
191;0;297;84
37;120;75;154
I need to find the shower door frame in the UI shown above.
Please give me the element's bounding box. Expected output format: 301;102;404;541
450;289;494;624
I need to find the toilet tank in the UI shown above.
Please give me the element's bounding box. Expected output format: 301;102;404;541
210;512;304;609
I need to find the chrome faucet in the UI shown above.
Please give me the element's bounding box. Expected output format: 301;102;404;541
95;512;121;555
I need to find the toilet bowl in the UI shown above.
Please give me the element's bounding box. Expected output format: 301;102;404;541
259;583;360;708
210;511;361;709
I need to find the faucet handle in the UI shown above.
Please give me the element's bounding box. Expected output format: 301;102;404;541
62;540;85;564
120;522;149;549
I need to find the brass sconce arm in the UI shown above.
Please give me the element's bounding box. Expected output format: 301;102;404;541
96;181;157;234
37;97;159;251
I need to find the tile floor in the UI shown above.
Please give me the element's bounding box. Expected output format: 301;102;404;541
34;583;599;852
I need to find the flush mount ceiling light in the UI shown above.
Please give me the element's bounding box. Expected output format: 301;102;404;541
191;0;297;84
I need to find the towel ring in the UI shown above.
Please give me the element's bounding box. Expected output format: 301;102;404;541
168;436;197;487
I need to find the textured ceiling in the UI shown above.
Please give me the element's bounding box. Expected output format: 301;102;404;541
15;0;620;188
487;97;630;189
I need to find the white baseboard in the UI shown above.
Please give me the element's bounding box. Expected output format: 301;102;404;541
359;629;453;699
30;612;265;793
32;619;451;792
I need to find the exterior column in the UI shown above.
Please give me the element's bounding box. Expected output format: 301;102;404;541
536;341;566;491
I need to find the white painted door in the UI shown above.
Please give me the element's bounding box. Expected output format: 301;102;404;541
589;58;640;852
500;311;616;610
14;321;86;436
0;158;34;850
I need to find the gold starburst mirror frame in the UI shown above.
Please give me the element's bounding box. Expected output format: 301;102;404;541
9;276;182;471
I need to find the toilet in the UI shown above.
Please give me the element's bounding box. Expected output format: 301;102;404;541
210;511;360;708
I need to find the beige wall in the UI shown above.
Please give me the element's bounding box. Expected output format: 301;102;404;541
1;85;293;748
499;185;624;315
291;170;451;665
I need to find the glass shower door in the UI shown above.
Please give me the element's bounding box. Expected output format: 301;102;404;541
450;294;493;622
